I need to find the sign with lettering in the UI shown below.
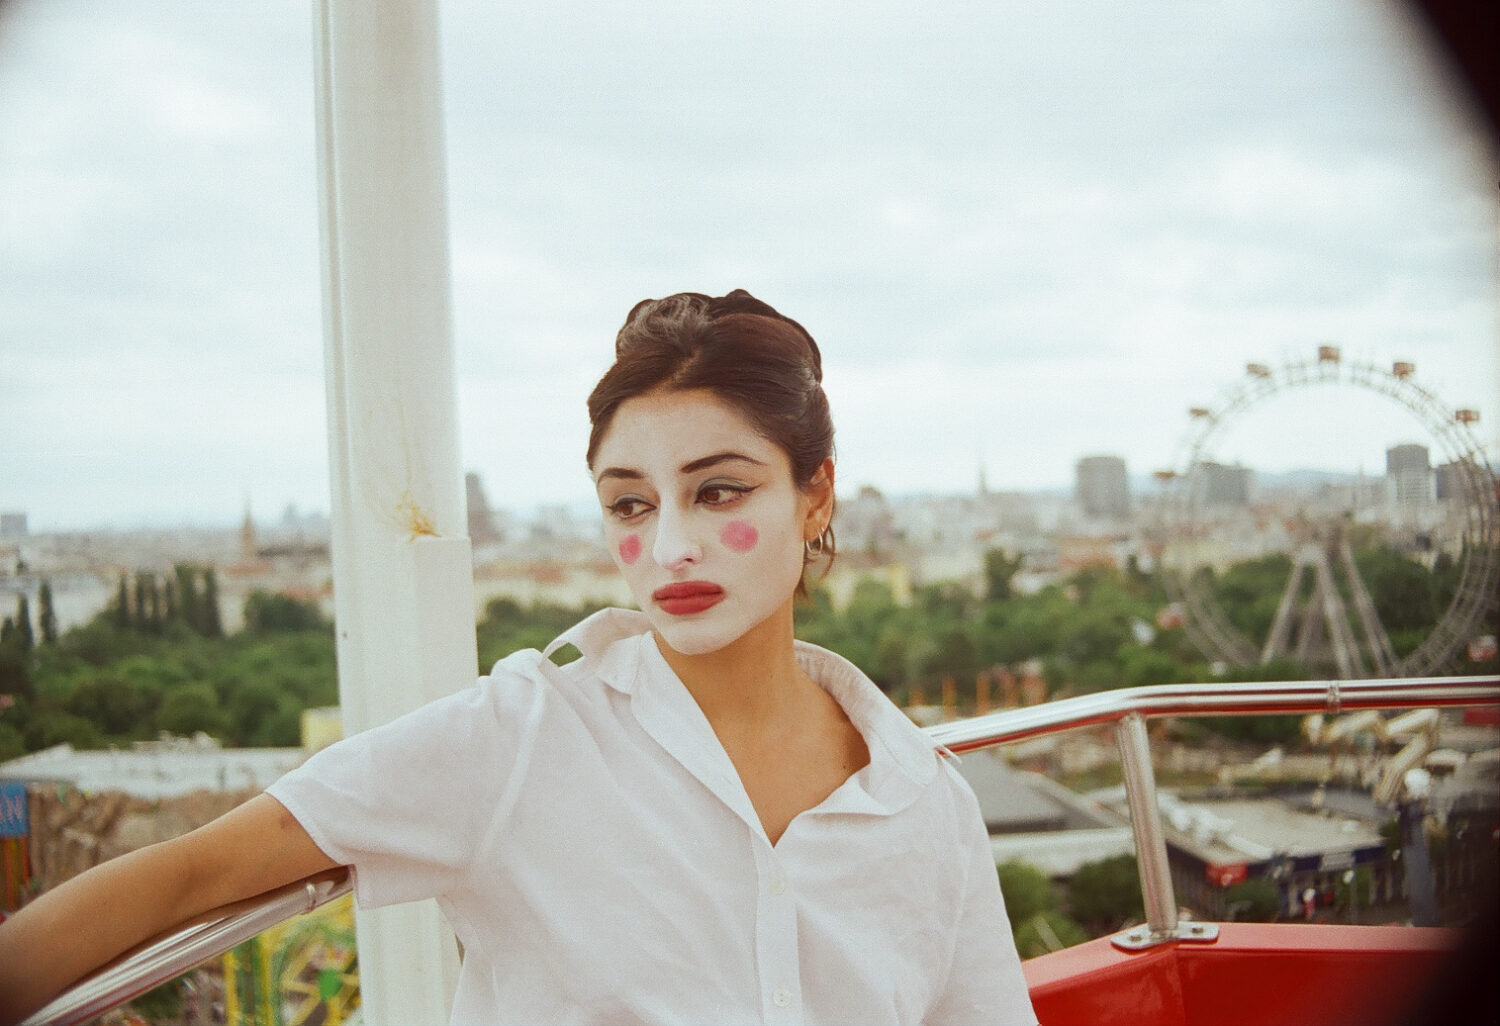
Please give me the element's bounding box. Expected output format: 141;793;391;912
0;782;27;837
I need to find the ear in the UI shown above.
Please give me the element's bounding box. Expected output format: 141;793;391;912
802;458;835;540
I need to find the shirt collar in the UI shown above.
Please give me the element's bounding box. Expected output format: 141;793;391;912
791;639;942;804
543;607;653;685
543;608;942;810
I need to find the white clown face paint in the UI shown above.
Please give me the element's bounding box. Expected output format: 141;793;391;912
592;389;820;657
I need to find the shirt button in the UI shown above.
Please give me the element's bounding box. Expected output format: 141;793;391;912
770;873;788;895
772;987;791;1008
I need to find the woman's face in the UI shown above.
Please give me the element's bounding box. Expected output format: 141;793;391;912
591;388;829;656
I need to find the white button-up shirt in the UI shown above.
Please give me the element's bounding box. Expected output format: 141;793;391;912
269;609;1036;1025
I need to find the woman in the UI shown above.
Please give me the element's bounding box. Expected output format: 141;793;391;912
0;290;1036;1025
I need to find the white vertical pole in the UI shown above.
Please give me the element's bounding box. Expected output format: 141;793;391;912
312;2;470;1022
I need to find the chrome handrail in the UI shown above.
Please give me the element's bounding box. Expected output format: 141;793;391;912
927;674;1499;752
21;869;352;1026
23;675;1499;1022
932;673;1498;949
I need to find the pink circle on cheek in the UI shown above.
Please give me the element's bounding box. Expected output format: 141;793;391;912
720;520;759;554
618;534;642;565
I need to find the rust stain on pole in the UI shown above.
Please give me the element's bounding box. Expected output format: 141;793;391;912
397;494;440;539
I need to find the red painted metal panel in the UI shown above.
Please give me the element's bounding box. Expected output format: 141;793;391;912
1177;924;1459;1026
1020;925;1463;1026
1023;939;1187;1026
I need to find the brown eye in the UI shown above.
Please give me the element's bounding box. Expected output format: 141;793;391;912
697;483;753;507
608;497;653;520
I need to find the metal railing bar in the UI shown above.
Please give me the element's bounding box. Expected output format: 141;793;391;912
932;673;1497;951
927;675;1499;753
22;674;1500;1020
21;869;352;1026
1116;712;1176;936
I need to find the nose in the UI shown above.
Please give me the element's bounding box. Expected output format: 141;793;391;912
652;507;702;571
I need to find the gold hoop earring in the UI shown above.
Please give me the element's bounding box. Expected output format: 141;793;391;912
804;536;824;558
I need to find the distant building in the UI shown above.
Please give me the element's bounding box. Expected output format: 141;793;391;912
953;751;1134;877
835;485;898;557
1193;461;1253;506
1075;455;1130;520
1433;459;1466;503
1386;444;1434;510
466;471;502;543
239;502;259;562
0;513;26;541
1;735;303;801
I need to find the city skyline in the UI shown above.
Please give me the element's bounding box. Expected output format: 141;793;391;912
2;0;1496;532
2;435;1478;538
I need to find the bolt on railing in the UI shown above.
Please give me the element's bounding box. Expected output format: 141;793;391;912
22;674;1500;1023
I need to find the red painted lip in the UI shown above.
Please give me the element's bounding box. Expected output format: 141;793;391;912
652;581;725;616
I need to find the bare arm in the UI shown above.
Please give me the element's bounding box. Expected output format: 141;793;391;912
0;793;338;1024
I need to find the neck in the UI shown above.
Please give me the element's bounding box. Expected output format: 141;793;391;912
653;598;807;732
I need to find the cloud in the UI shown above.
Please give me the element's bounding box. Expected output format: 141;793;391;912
0;0;1495;529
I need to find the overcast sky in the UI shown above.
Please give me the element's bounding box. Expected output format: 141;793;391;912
2;0;1496;531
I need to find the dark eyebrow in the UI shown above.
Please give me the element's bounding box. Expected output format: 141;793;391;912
681;451;767;475
594;451;766;486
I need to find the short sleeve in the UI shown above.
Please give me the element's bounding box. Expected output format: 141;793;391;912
265;657;547;910
926;774;1039;1026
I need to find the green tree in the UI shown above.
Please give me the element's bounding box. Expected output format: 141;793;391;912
156;684;230;738
1068;854;1144;933
64;676;159;737
243;591;328;634
1209;555;1292;640
1058;609;1130;673
997;860;1057;923
115;575;132;629
14;595;33;653
922;627;979;683
1118;646;1188;687
1013;909;1090;958
0;721;24;762
984;549;1025;602
0;642;33;702
133;573;151;632
1354;548;1435;634
38;580;58;645
1224;877;1280;922
201;570;223;638
914;582;977;623
147;575;164;634
476;598;603;669
226;680;288;745
175;564;202;633
247;697;303;747
997;859;1090;957
23;706;106;750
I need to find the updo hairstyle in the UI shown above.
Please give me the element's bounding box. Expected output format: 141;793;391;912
586;289;836;591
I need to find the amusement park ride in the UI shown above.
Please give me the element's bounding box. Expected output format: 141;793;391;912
1153;347;1498;684
17;2;1500;1024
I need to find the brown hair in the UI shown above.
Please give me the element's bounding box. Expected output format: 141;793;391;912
586;289;836;592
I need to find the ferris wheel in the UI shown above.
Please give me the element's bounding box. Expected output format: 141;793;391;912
1154;345;1498;679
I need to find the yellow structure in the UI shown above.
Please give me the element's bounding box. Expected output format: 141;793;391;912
223;892;359;1026
300;706;345;754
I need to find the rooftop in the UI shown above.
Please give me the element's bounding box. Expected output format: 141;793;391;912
0;735;304;800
